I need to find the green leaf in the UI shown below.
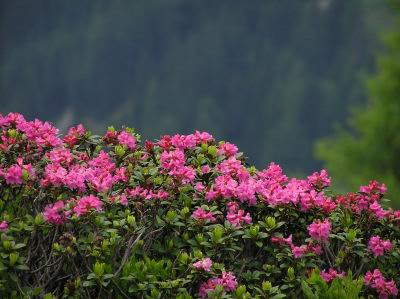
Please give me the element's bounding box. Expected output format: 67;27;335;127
301;280;317;299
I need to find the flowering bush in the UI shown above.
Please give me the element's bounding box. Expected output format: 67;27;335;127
0;112;399;298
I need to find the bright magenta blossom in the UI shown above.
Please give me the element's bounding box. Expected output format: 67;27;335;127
0;221;8;232
43;201;67;225
368;236;392;257
118;130;136;150
307;169;331;189
73;195;103;217
5;164;23;185
320;268;345;283
365;269;398;299
192;207;216;223
308;219;331;243
226;209;252;227
198;271;237;298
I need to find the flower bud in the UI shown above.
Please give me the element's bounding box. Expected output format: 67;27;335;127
235;285;247;297
250;225;259;237
195;233;204;243
287;267;295;280
3;240;11;251
166;210;176;222
265;217;276;229
262;280;272;292
9;252;19;266
179;252;189;264
34;214;43;226
93;261;105;277
150;288;159;298
181;207;189;218
167;239;174;250
127;215;135;226
115;145;126;157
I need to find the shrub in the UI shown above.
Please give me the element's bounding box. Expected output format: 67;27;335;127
0;112;399;298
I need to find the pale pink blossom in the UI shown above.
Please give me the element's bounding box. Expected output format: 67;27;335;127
193;257;213;272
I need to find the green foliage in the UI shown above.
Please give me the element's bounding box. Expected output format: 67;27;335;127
301;270;363;299
316;2;400;207
0;114;399;298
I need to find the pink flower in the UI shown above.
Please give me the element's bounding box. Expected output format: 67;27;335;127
88;172;114;193
198;279;219;298
64;124;85;146
227;201;239;212
194;182;205;193
368;236;392;257
365;269;398;299
258;162;288;184
309;243;322;255
201;165;211;174
17;118;61;148
198;271;238;298
171;134;197;150
114;167;128;183
169;166;196;184
43;201;66;225
192;207;216;223
320;268;345;283
369;202;387;220
0;221;9;232
217;142;238;157
308;219;331;243
291;245;308;258
271;234;293;246
235;179;257;206
220;271;238;291
214;175;238;198
217;157;242;176
47;147;73;165
194;131;214;144
205;189;218;201
64;166;87;192
193;258;213;272
226;209;252;227
307;169;331;189
118;130;136;150
360;180;387;195
73;195;103;217
119;194;128;206
5;164;23;185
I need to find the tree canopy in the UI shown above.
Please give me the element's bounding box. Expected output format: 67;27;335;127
316;1;400;206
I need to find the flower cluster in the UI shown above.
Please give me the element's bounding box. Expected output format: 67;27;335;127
73;195;103;217
198;271;238;298
192;207;216;223
364;269;398;299
368;236;392;257
0;112;399;298
320;268;345;283
193;257;213;272
307;219;332;243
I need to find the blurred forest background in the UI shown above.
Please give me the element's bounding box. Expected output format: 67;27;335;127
1;1;399;203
